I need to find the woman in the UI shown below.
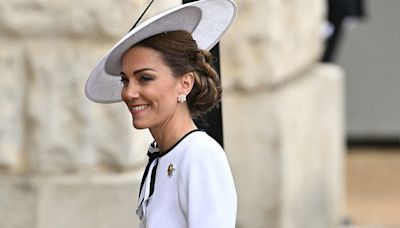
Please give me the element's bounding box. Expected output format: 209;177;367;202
85;0;237;227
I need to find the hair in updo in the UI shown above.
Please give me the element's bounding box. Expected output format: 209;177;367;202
134;30;221;118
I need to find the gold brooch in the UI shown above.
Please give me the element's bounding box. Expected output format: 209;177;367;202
167;163;175;177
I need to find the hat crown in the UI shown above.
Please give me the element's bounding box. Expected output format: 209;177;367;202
105;6;202;76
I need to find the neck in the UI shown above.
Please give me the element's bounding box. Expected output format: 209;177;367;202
149;107;197;153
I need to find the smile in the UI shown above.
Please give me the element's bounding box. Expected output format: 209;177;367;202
131;104;149;111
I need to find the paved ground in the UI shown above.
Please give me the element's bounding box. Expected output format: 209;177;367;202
346;148;400;227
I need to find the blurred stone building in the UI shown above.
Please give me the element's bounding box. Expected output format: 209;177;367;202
0;0;344;228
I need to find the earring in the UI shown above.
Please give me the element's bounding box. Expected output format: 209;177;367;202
178;94;186;102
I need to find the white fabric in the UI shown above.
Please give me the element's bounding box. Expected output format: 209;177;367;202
136;158;158;220
137;131;237;228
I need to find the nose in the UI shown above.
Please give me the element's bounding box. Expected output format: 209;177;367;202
121;81;140;102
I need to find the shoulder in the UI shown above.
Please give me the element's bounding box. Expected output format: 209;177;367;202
176;131;237;226
182;131;225;161
178;131;232;178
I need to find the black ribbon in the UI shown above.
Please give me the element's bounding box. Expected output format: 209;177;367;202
139;142;160;200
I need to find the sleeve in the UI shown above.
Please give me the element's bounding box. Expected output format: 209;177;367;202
178;141;237;228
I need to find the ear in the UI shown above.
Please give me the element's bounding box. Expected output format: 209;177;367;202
178;72;195;95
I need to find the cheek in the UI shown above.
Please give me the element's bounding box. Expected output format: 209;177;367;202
151;92;179;115
152;84;179;104
153;94;176;109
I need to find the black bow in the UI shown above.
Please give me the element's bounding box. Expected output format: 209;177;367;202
139;142;160;199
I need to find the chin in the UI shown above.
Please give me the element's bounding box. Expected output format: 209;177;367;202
133;125;148;130
132;119;149;130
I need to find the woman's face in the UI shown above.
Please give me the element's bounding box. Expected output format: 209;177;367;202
120;46;181;130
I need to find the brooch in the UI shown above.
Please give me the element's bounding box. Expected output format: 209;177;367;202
167;163;176;177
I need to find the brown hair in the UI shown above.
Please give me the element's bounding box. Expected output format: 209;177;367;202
134;30;221;118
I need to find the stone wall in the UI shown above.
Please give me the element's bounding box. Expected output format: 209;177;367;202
0;0;344;228
221;0;345;227
224;65;344;228
0;0;157;227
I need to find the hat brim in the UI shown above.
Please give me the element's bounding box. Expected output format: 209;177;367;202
85;0;237;103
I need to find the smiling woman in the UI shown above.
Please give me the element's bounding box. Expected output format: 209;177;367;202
120;46;182;131
84;0;238;227
119;30;235;228
121;31;221;129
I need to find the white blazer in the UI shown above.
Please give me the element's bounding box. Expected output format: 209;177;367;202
137;130;237;228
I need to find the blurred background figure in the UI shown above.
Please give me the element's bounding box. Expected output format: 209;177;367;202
322;0;366;63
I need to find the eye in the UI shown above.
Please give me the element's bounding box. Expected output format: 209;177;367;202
120;76;128;85
139;75;153;82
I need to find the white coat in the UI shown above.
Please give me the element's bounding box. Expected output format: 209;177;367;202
137;130;237;228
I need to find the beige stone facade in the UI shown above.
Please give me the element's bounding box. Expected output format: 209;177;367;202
0;0;344;228
225;65;344;228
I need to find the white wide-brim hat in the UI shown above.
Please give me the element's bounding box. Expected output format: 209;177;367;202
85;0;237;103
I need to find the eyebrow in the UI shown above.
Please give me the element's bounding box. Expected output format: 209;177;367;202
120;68;155;77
